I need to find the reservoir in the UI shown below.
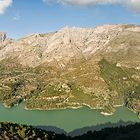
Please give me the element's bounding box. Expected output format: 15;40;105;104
0;103;139;132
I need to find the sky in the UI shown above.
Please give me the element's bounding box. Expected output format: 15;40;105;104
0;0;140;39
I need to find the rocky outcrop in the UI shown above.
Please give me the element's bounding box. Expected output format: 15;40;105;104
0;32;6;42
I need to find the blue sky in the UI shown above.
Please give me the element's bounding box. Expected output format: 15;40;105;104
0;0;140;39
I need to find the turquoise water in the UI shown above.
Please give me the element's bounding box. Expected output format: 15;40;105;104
0;103;139;132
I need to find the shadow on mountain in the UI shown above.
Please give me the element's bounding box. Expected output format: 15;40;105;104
35;120;136;137
1;121;140;140
34;125;67;135
69;120;136;137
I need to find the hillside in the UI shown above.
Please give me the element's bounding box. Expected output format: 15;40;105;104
0;24;140;116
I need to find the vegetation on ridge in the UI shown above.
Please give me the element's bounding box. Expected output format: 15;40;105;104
0;56;139;116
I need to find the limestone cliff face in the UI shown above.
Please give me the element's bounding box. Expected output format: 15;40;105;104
0;24;124;67
0;24;139;68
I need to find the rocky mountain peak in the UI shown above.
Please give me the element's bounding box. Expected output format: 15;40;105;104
0;24;139;68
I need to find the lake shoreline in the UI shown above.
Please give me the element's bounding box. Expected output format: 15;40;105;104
0;103;140;132
2;101;139;118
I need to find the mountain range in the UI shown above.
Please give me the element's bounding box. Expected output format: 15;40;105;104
0;24;140;116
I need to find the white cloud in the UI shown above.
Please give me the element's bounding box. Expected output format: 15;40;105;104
126;0;140;13
58;0;120;5
43;0;140;12
0;0;12;14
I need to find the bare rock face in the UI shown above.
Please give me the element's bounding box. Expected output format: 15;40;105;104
0;24;124;67
0;24;139;69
